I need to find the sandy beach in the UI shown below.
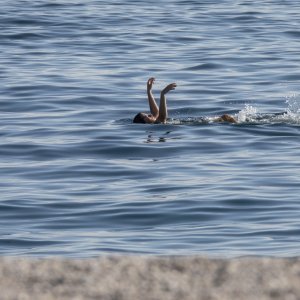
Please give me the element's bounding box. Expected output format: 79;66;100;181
1;256;300;300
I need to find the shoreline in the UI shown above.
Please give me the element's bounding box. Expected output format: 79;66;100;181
1;256;300;299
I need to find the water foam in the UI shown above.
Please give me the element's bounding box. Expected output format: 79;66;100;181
286;93;300;115
236;104;258;123
235;94;300;125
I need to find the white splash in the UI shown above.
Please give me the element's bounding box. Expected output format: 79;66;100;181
285;93;300;114
235;94;300;125
236;104;258;123
281;93;300;124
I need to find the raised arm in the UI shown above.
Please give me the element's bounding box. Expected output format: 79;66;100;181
147;77;159;119
156;83;177;124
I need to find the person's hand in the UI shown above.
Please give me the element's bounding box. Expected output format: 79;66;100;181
147;77;155;91
162;83;177;95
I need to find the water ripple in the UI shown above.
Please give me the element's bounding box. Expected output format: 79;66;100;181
1;0;300;257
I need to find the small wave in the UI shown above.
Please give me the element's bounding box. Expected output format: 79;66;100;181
115;118;133;125
284;30;300;38
4;32;48;40
183;63;223;71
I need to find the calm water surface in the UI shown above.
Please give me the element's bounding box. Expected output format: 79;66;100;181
1;0;300;257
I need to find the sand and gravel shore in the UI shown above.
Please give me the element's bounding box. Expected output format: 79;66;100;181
1;256;300;300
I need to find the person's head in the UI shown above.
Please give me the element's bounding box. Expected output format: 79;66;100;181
133;112;155;124
133;112;146;123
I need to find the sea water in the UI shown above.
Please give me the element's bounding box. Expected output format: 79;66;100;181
1;0;300;257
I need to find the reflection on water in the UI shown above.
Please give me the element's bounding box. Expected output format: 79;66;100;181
145;131;183;143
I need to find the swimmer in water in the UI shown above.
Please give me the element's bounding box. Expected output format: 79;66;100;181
133;77;236;124
133;77;176;124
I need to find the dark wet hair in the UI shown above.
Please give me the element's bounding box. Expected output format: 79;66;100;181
133;112;146;123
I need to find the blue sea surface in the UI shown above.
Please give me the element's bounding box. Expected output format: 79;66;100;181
1;0;300;257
